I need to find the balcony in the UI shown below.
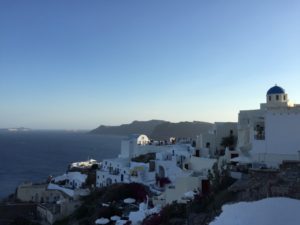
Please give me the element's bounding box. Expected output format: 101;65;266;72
254;124;265;140
100;167;120;176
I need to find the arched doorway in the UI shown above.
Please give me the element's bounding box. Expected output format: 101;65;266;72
106;178;112;186
158;166;165;178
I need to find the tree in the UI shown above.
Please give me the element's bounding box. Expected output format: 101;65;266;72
220;134;237;150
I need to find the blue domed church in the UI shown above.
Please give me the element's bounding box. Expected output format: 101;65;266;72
237;85;300;167
266;85;289;107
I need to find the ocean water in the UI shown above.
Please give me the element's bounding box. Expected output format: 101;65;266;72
0;131;124;199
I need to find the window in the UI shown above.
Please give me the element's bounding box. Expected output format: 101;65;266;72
284;95;286;100
276;95;279;100
269;96;271;101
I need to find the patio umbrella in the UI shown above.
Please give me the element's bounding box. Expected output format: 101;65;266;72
110;215;121;221
183;191;196;199
124;198;136;204
95;217;110;224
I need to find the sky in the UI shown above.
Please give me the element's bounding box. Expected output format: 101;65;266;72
0;0;300;129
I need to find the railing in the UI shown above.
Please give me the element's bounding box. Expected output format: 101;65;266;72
99;169;120;175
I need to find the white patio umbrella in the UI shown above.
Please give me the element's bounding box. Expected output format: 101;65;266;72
110;215;121;221
183;191;196;199
124;197;136;204
95;217;110;224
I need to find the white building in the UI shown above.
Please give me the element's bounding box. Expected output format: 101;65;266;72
16;182;67;203
97;135;197;187
152;143;216;206
237;85;300;167
97;134;163;188
153;154;216;206
155;144;195;181
52;172;87;189
96;144;192;188
96;158;130;187
129;161;156;184
196;122;237;157
96;159;156;188
119;134;150;158
96;134;217;206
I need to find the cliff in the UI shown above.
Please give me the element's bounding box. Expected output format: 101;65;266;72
90;120;166;136
90;120;213;139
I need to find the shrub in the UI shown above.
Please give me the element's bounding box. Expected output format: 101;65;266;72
10;217;41;225
131;153;156;163
142;214;162;225
143;203;187;225
97;206;122;218
102;183;148;202
75;205;90;219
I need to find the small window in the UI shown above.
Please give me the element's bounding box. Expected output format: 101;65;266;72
269;96;271;101
284;95;286;100
276;95;279;100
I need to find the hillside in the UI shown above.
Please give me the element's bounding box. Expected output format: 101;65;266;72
151;121;212;139
90;120;213;139
90;120;166;136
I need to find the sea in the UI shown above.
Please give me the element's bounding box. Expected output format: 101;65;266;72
0;130;124;199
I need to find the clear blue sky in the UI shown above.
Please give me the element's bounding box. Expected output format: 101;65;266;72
1;0;300;129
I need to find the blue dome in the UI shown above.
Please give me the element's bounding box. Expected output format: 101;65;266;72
267;85;285;95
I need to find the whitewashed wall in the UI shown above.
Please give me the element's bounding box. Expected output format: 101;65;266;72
265;111;300;155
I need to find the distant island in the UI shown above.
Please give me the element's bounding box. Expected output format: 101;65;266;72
0;127;31;132
90;120;213;139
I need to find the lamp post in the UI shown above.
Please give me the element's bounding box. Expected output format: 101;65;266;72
187;199;191;225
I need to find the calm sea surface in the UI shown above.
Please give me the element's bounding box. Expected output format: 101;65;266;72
0;131;124;199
